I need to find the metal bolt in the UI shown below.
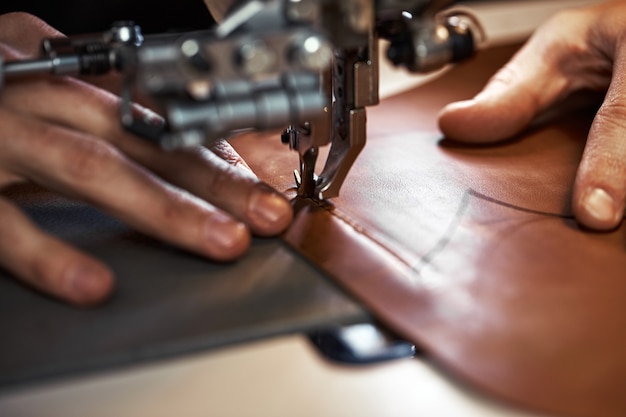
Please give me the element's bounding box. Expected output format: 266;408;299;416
236;40;275;75
286;0;319;22
291;35;333;71
110;21;143;46
181;39;212;72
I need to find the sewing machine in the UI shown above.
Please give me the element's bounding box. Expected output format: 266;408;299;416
0;0;482;200
4;1;621;416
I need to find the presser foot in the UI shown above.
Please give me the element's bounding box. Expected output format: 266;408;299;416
294;147;321;200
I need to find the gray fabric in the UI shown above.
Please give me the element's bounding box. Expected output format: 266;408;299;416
0;189;367;390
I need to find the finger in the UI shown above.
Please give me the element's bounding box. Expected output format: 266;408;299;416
438;40;566;143
162;146;293;237
207;139;253;172
0;196;113;306
0;108;251;260
0;12;124;96
571;41;626;231
121;143;292;237
1;78;293;236
438;9;605;143
0;12;63;56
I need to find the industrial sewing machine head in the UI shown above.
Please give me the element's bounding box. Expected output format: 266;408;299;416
0;0;483;200
208;0;483;199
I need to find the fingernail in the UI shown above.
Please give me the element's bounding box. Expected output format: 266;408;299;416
248;185;291;228
205;212;248;255
583;188;617;224
66;264;110;303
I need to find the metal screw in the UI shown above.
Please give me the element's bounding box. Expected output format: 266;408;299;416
291;35;333;71
236;40;275;75
181;39;212;72
286;0;319;22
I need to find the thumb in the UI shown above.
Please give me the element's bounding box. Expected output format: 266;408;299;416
571;41;626;231
438;13;579;143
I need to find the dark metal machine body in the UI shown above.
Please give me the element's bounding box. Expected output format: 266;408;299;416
0;0;482;199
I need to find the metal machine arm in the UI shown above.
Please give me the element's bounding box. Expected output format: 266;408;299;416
0;0;483;200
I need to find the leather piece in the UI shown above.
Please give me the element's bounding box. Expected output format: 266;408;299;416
0;185;368;389
230;44;626;417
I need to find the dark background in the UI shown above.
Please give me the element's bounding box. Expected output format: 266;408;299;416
0;0;216;35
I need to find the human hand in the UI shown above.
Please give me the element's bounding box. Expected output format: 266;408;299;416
438;0;626;231
0;12;293;306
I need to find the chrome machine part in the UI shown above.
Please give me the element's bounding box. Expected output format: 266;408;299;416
274;0;483;199
1;1;483;201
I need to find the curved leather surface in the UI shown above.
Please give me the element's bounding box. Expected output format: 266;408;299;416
230;44;626;417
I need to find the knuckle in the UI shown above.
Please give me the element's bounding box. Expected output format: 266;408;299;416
62;138;122;183
55;76;119;111
159;191;196;223
545;8;593;36
548;9;584;26
583;110;626;185
58;78;126;143
592;102;626;138
531;9;592;64
597;96;626;117
204;160;239;196
208;141;242;165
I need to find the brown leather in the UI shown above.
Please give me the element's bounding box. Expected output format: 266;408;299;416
230;44;626;417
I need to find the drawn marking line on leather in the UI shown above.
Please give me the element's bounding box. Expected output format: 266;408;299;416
469;190;574;219
304;188;573;282
411;190;471;274
411;189;574;274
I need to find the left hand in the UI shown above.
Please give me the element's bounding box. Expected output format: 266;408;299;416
0;12;293;306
